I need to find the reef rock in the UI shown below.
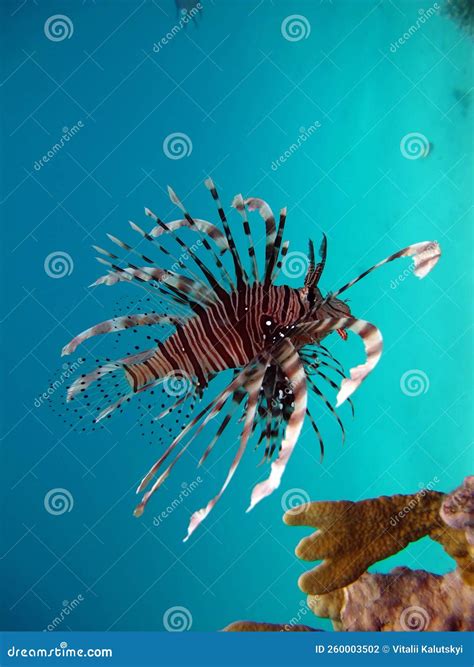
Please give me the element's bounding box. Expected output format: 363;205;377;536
224;477;473;632
309;568;471;631
223;621;320;632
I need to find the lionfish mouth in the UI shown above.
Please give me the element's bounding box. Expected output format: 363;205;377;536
61;178;441;540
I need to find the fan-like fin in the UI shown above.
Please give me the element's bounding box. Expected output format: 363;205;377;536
231;194;259;283
199;388;245;466
62;314;181;356
247;339;307;511
92;257;213;308
168;186;235;292
305;407;325;462
271;240;290;282
296;317;383;406
205;178;247;286
66;348;155;400
150;217;230;255
184;361;269;540
133;358;265;516
101;234;214;303
305;234;327;290
332;241;441;298
265;207;288;286
244;197;277;277
307;376;345;444
145;204;230;299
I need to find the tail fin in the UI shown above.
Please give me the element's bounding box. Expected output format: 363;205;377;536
66;348;159;425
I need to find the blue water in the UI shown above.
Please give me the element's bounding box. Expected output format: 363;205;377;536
0;0;472;633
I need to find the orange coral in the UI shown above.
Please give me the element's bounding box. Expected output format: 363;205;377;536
224;477;473;632
283;491;445;595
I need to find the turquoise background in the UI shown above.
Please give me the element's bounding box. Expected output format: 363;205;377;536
0;0;472;632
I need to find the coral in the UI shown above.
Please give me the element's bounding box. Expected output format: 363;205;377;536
223;621;320;632
440;475;474;543
443;0;474;35
283;490;445;595
309;569;472;631
224;477;473;632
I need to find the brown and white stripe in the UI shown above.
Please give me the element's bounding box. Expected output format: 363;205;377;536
248;339;307;511
332;241;441;298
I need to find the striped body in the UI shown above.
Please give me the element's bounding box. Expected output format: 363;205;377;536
126;284;311;391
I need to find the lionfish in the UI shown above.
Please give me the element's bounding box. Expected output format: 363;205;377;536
61;179;441;540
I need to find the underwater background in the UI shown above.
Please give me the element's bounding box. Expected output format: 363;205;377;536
0;0;472;632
